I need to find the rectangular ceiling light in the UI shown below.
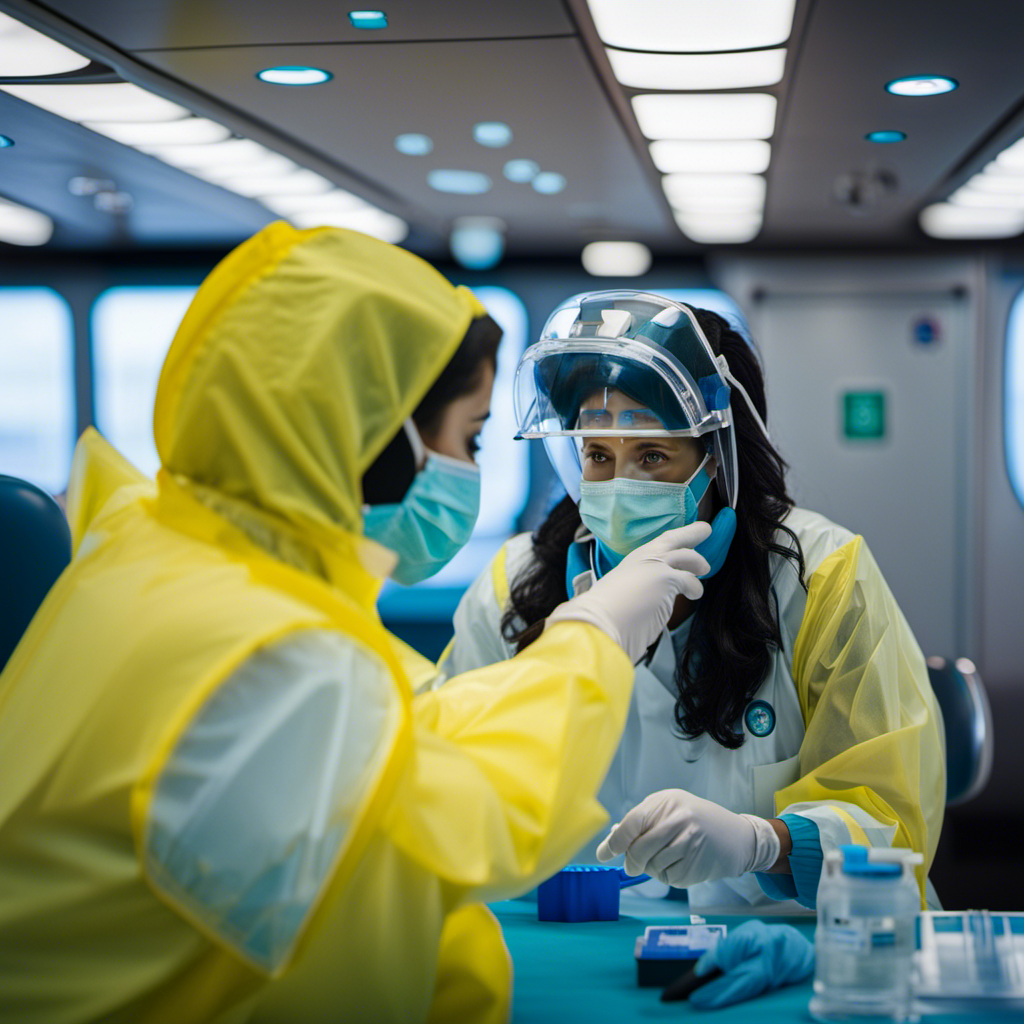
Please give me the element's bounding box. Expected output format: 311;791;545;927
263;191;369;216
949;187;1024;209
217;169;334;198
588;0;796;53
0;196;54;246
607;48;786;91
1;82;188;122
650;140;771;174
920;203;1024;239
663;173;766;207
966;168;1024;195
146;139;294;174
85;117;232;147
674;211;762;243
0;11;90;76
633;93;776;140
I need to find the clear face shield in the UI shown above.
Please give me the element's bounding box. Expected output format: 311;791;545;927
513;291;742;506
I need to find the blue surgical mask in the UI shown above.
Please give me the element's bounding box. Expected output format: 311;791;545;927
579;456;712;556
362;446;480;585
578;456;737;581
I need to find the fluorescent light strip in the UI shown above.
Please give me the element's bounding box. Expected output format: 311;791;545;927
919;203;1024;239
650;140;771;174
674;211;762;243
663;173;765;206
607;48;786;91
218;169;334;199
633;93;777;140
1;82;188;122
85;117;232;146
588;0;796;53
0;11;90;76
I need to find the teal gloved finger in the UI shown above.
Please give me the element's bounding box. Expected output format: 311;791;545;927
689;920;815;1009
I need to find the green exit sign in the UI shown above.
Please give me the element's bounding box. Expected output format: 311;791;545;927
843;391;886;440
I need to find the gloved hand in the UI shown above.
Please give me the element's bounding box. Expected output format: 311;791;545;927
689;920;815;1008
545;522;711;664
594;788;780;887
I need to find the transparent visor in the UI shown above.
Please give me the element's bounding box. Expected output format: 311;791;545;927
514;291;741;506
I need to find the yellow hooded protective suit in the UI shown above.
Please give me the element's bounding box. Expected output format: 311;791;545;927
0;223;633;1023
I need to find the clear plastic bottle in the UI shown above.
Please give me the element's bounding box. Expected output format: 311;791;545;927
810;845;922;1022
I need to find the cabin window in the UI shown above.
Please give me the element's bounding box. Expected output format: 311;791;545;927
92;286;197;477
1007;289;1024;510
0;287;74;494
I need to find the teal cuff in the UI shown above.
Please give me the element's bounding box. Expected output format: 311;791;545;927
755;813;823;910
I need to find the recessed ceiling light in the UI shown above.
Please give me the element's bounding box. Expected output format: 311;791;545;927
0;12;90;76
0;196;53;246
146;139;293;173
394;133;433;155
503;159;540;182
581;241;652;277
428;169;492;194
588;0;796;52
257;66;332;86
1;82;188;123
886;76;958;97
866;130;906;143
450;216;506;270
649;140;771;174
0;135;13;149
287;206;408;243
349;10;388;29
606;48;786;91
919;202;1024;238
532;171;567;194
632;93;777;140
85;117;231;146
473;122;513;148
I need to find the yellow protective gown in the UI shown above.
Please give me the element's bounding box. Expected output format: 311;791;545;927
0;222;633;1023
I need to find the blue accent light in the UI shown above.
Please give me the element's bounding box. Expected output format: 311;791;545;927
394;133;433;155
532;171;567;195
886;76;958;97
503;159;539;183
0;136;13;149
427;169;492;195
349;10;388;29
866;130;906;143
473;121;512;148
450;219;505;270
257;66;332;86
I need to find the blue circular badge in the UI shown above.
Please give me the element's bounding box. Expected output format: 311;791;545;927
745;700;776;737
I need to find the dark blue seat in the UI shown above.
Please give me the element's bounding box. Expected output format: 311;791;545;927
926;656;993;805
0;474;72;675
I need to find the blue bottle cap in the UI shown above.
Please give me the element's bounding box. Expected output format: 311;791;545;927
840;844;901;878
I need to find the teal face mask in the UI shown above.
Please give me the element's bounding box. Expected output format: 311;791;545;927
578;456;712;557
362;449;480;585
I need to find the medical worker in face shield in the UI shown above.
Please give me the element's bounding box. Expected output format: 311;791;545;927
440;291;946;914
0;229;710;1024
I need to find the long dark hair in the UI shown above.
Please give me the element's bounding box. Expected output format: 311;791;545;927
501;307;805;749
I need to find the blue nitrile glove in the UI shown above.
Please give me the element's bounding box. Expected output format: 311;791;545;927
689;920;815;1009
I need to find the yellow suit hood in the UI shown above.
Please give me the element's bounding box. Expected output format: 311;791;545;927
152;221;484;549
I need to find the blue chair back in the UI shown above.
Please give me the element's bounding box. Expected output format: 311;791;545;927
926;656;993;806
0;474;72;675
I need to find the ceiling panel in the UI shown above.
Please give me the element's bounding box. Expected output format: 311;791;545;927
765;0;1024;243
32;0;575;51
135;36;676;253
0;89;274;248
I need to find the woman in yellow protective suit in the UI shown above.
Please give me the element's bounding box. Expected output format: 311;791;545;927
0;225;710;1024
441;290;946;913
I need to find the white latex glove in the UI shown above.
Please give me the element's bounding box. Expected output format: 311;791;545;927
594;788;781;888
545;522;711;664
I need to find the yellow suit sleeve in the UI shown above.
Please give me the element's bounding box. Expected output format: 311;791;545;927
776;535;946;904
381;620;633;905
